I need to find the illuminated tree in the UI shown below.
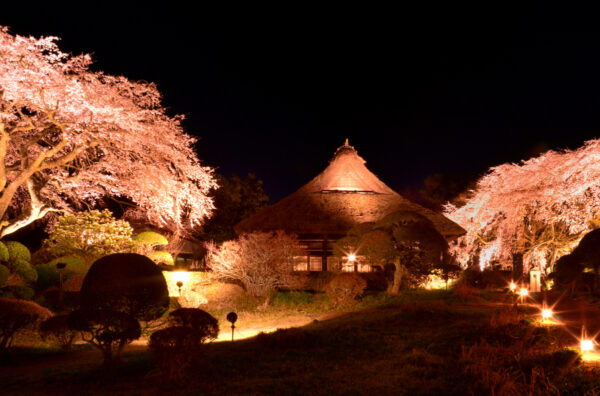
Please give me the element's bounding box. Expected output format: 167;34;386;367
334;211;448;294
207;231;301;300
445;139;600;273
44;210;134;265
0;26;216;237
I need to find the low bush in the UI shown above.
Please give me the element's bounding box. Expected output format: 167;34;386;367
325;273;367;306
68;309;141;365
168;308;219;339
39;314;77;350
0;297;52;349
150;308;219;381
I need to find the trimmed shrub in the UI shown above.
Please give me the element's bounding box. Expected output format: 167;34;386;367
68;309;141;365
0;298;52;349
10;286;35;300
63;275;85;292
47;255;90;276
80;253;169;321
35;264;61;290
149;326;206;381
148;250;174;266
0;264;9;286
134;231;168;247
150;309;219;381
13;259;37;282
5;241;31;263
169;308;219;338
39;314;77;350
0;241;9;262
325;273;367;306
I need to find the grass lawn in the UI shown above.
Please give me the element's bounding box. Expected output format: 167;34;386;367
2;289;600;395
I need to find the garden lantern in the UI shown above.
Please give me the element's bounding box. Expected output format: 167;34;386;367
509;281;516;292
172;271;190;296
227;312;238;341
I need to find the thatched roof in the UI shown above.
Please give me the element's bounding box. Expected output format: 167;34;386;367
235;140;465;240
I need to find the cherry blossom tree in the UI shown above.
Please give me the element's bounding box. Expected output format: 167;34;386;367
445;139;600;274
0;26;216;237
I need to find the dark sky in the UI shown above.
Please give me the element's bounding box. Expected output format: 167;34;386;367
3;4;600;202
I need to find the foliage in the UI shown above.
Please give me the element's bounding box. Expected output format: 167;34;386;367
325;273;367;306
0;297;52;349
202;173;269;242
36;255;89;290
334;211;449;293
0;27;216;237
550;229;600;293
5;241;31;263
133;231;168;247
44;210;134;265
132;230;174;266
68;309;141;365
445;139;600;273
39;314;77;350
80;253;169;321
0;241;35;293
150;308;218;381
13;259;37;282
401;172;475;212
207;231;301;299
9;285;35;299
147;250;174;266
63;275;85;292
149;327;209;381
0;241;8;262
0;264;8;286
168;308;220;337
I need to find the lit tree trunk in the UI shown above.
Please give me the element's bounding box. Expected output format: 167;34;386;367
387;258;407;295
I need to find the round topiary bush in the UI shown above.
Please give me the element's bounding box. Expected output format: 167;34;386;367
5;241;31;263
0;297;52;349
325;273;367;306
80;253;169;321
133;231;168;247
169;308;219;339
0;241;9;262
149;309;219;381
147;250;174;266
13;259;37;282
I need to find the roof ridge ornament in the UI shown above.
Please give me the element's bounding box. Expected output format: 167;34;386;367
344;138;349;146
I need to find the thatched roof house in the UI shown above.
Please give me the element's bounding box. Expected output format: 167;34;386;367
235;140;465;271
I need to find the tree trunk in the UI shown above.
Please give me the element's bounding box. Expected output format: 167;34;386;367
387;259;406;295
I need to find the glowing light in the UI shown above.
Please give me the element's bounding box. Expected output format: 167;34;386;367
581;339;594;353
542;308;552;320
509;282;516;292
347;253;356;262
173;271;191;284
519;288;528;297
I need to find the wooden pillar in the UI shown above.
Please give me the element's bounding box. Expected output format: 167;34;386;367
321;234;328;272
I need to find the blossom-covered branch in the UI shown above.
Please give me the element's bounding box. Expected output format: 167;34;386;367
0;26;217;236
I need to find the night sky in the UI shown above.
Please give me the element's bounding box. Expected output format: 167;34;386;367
3;5;600;202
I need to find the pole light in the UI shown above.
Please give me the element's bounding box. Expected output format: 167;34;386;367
227;312;238;341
